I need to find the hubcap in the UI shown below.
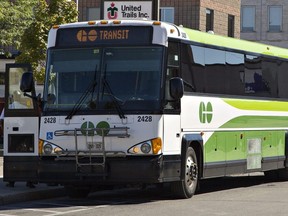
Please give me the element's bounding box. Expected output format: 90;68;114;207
186;156;198;187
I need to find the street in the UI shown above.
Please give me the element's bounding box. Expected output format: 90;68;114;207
0;173;288;216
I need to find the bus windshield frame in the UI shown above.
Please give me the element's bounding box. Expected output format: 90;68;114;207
43;46;164;115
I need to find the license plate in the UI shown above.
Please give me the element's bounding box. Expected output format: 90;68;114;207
95;142;103;150
87;141;103;150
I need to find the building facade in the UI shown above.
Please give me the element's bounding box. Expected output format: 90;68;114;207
74;0;241;38
0;0;242;81
241;0;288;48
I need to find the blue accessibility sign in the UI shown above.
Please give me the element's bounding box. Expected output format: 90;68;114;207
46;132;53;140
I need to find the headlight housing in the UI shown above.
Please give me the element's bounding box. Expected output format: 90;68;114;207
128;138;162;155
39;139;64;156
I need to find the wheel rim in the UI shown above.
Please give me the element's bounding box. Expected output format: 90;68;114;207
185;155;198;188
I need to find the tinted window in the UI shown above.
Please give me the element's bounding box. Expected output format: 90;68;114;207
180;43;287;99
181;45;245;95
244;55;270;96
204;48;226;94
226;51;245;95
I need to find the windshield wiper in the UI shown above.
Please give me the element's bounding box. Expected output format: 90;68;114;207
102;77;126;119
66;66;98;120
102;64;125;119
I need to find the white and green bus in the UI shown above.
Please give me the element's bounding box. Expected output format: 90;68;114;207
4;20;288;198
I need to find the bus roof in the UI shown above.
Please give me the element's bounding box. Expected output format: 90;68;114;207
48;20;182;48
180;26;288;59
49;20;288;59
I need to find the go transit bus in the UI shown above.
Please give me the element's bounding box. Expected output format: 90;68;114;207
4;20;288;198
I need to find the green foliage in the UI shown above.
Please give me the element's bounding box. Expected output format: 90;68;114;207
15;0;78;82
0;0;37;56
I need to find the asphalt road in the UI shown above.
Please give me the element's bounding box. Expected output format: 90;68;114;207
0;173;288;216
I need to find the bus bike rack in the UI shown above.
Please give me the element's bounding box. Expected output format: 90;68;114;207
74;127;130;176
55;127;129;177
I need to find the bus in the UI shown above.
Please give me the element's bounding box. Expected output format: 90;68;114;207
4;20;288;198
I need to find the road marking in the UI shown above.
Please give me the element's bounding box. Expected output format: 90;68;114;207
0;214;18;216
45;207;95;216
25;209;61;214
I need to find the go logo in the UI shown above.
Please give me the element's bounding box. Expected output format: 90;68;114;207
80;121;110;136
77;30;97;42
80;121;95;136
199;102;213;123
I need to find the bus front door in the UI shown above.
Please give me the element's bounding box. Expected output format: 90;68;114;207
3;64;40;185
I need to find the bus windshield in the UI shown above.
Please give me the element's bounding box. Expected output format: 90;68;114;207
44;46;163;114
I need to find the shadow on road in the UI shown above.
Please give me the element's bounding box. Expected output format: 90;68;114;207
197;174;275;195
0;173;283;211
87;173;280;202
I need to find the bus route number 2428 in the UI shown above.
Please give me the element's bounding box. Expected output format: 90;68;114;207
44;117;56;124
137;116;152;122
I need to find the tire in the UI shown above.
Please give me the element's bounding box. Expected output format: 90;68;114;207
171;147;199;199
277;168;288;180
264;170;279;180
265;168;288;181
65;185;91;199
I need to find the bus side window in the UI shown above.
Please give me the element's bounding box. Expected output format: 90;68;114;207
278;61;288;98
165;42;181;110
190;45;205;92
181;44;196;92
167;42;180;67
226;51;245;95
204;48;226;94
165;68;180;109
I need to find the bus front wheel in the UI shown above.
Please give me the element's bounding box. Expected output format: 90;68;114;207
171;146;199;199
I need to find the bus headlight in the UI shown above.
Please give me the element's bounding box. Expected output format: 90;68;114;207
44;144;53;154
140;142;152;154
39;140;64;156
128;138;162;155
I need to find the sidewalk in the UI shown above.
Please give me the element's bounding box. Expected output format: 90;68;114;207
0;157;66;205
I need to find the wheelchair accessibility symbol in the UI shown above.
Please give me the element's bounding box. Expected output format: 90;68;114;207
46;132;53;140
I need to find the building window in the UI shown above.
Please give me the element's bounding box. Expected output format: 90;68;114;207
268;6;282;32
87;8;100;21
228;15;235;37
241;6;255;32
160;7;174;23
206;9;214;32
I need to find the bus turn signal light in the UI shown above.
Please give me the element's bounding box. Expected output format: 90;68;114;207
152;137;162;154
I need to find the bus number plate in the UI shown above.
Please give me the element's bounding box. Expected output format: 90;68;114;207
137;116;152;122
44;117;56;124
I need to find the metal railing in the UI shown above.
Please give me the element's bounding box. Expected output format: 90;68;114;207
54;127;129;175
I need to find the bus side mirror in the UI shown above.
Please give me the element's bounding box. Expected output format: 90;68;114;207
170;77;184;99
20;72;34;92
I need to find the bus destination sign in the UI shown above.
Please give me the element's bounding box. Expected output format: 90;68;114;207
56;26;152;47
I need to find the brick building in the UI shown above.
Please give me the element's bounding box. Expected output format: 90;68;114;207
73;0;240;38
0;0;241;88
241;0;288;48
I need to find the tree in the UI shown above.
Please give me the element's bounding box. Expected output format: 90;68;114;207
0;0;37;56
16;0;78;82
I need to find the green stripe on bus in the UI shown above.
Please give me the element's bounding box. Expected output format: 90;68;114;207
223;99;288;111
220;116;288;128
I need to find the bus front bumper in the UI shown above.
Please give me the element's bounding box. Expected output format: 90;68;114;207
37;154;181;185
